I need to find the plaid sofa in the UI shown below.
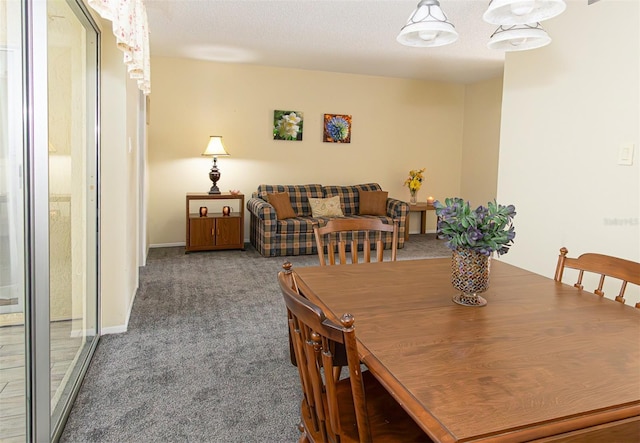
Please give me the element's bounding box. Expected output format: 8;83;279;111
247;183;409;257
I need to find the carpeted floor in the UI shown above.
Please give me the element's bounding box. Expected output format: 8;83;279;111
59;234;450;443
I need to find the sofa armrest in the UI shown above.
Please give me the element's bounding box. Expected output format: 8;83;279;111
247;197;277;223
386;197;409;219
247;197;279;256
386;198;409;247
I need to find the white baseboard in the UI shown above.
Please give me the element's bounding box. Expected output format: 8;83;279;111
99;282;138;336
101;324;128;335
149;242;185;248
124;287;136;328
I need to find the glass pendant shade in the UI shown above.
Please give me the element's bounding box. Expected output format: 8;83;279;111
397;0;459;48
487;22;551;51
483;0;566;25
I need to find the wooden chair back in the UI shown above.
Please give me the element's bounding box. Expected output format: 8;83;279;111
278;266;431;442
313;218;398;266
278;270;371;442
554;247;640;308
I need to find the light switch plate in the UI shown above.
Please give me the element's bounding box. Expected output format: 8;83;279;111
618;143;634;166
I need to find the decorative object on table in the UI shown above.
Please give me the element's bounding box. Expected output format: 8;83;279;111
199;206;208;217
273;110;303;141
222;206;232;216
229;189;240;195
202;136;230;194
404;168;425;205
427;196;434;205
434;197;516;307
323;114;352;143
450;248;491;306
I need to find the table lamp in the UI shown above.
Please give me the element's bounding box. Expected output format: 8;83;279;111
202;136;230;194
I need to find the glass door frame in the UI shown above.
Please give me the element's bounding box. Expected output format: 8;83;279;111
23;0;101;440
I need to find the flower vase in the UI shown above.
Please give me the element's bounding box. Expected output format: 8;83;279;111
451;247;490;307
409;190;418;205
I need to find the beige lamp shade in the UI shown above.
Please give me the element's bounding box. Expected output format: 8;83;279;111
202;136;230;157
202;135;230;194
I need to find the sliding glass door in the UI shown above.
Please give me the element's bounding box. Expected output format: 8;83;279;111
0;0;99;440
47;0;99;437
0;0;27;439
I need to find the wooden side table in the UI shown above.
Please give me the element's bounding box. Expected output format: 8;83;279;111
185;192;245;253
405;202;435;241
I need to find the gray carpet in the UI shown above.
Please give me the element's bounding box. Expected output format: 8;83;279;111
60;234;450;443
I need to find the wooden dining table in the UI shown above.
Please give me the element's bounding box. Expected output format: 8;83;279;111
292;258;640;443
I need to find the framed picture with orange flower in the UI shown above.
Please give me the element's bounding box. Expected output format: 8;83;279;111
323;114;351;143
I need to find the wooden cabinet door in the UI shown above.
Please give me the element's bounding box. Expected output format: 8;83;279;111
189;217;214;249
215;217;241;246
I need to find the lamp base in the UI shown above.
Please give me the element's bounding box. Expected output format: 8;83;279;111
208;158;222;195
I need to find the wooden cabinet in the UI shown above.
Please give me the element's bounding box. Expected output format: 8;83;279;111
185;193;244;253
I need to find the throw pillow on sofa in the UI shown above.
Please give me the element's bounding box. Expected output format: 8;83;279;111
308;196;344;218
267;192;297;220
359;190;388;216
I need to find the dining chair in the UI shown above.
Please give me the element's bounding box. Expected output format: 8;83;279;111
277;270;431;443
554;247;640;308
313;218;398;266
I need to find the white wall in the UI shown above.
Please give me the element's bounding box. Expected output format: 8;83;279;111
461;76;503;207
98;17;143;332
497;0;639;305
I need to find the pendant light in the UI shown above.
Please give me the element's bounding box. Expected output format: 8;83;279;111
487;22;552;51
397;0;565;52
397;0;458;48
483;0;566;25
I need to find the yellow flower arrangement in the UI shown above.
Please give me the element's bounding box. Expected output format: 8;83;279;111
404;168;425;193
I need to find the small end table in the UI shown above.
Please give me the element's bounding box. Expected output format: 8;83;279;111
405;202;435;241
185;192;245;253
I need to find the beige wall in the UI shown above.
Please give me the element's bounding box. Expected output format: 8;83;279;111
497;0;639;304
147;58;482;244
98;17;143;332
461;76;503;207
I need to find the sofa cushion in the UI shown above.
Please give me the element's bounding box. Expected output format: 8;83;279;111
323;183;382;215
274;215;392;236
257;184;323;216
358;190;388;216
308;196;344;218
267;192;297;220
276;217;325;235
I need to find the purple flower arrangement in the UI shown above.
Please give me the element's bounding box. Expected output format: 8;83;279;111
325;116;350;141
434;197;516;256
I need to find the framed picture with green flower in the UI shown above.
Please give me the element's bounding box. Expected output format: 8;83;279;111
323;114;351;143
273;110;303;141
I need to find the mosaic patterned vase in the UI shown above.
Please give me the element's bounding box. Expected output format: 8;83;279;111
451;247;490;307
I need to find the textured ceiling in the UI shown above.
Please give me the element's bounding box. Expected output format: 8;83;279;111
145;0;521;84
